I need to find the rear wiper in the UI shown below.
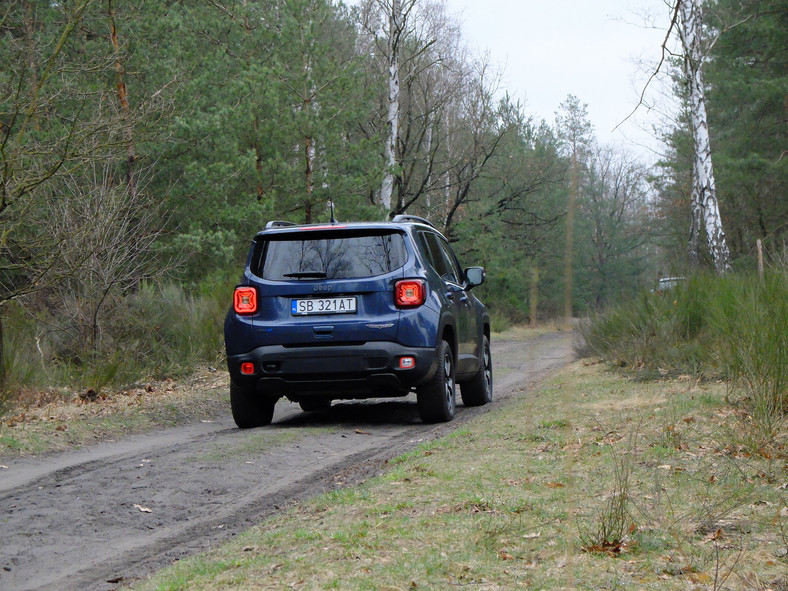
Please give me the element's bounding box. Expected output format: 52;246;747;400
283;272;328;279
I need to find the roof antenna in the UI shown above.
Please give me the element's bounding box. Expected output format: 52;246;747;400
329;198;337;224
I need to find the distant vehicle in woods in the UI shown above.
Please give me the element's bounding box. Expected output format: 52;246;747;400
654;276;685;293
224;215;493;428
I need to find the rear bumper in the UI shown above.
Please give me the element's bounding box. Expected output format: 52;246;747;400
227;342;437;398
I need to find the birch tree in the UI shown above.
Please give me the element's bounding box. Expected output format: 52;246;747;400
677;0;732;273
395;1;463;217
379;0;414;211
275;0;369;223
358;0;505;224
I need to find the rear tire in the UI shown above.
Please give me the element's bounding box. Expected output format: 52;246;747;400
230;381;276;428
417;340;456;423
460;335;493;407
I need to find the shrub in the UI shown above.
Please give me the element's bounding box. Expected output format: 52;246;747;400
488;308;513;333
1;276;232;411
708;272;787;439
111;279;228;378
579;275;716;375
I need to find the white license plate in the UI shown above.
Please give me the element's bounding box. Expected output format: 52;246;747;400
291;297;357;316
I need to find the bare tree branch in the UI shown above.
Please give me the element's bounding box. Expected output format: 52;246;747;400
614;0;682;133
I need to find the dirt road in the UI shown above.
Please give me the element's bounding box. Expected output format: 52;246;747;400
0;332;576;591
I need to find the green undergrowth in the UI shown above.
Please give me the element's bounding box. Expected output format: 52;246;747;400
1;275;232;417
132;362;788;591
580;272;787;443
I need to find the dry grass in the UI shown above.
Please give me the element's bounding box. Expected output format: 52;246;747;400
0;369;229;457
493;321;569;340
133;361;788;591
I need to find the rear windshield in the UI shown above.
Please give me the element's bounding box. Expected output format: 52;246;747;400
254;231;408;281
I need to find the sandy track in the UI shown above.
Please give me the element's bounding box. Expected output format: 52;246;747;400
0;332;575;591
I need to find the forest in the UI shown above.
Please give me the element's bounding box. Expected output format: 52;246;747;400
0;0;786;395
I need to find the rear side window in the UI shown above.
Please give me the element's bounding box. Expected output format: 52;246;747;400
254;231;408;281
418;232;461;284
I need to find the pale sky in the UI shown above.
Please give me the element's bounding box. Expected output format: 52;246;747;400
445;0;675;164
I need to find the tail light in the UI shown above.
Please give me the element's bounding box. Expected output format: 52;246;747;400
395;279;426;308
233;286;258;314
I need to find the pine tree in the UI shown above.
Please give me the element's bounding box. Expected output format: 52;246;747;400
556;95;593;326
704;0;787;262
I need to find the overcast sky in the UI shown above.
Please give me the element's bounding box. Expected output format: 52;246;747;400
442;0;675;163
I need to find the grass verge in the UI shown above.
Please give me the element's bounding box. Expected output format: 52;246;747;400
132;361;788;591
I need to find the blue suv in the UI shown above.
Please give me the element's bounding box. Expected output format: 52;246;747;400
224;215;492;428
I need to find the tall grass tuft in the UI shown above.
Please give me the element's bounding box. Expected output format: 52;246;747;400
708;272;787;441
1;303;49;411
119;280;227;377
579;434;635;555
579;275;715;376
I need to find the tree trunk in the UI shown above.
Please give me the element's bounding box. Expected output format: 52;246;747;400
305;133;314;223
108;0;137;199
23;1;39;130
253;115;265;202
254;140;265;202
424;123;432;211
688;157;702;266
563;152;578;329
679;0;732;273
380;0;401;213
302;41;315;222
444;116;451;210
530;266;539;326
0;305;5;392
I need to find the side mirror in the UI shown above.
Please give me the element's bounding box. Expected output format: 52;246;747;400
465;266;486;289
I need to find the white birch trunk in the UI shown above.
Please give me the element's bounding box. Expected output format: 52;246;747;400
380;0;401;213
688;157;702;265
679;0;732;273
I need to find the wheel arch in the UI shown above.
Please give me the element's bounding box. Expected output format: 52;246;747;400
440;318;458;361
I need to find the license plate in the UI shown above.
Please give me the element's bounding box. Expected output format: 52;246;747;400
291;296;357;316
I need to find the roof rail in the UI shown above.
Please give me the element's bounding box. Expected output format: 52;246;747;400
265;220;297;229
391;214;435;229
